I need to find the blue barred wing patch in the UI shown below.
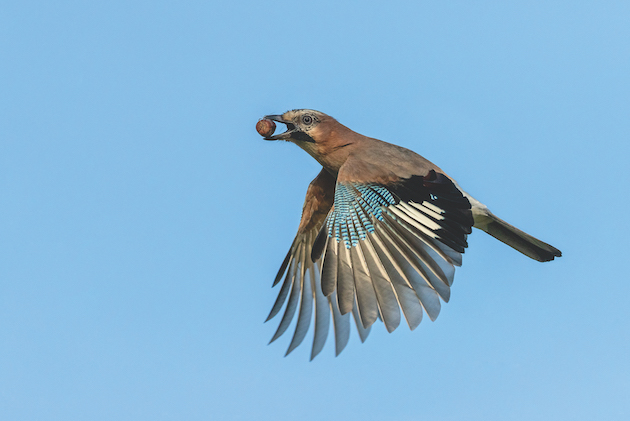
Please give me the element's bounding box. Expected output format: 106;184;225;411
326;184;397;248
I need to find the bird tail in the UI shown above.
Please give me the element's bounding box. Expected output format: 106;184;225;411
472;209;562;262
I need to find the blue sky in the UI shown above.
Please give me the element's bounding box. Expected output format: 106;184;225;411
1;1;629;420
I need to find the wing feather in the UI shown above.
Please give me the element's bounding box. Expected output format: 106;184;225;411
273;242;294;287
352;299;372;343
266;242;299;322
349;245;379;328
369;232;424;329
286;234;313;356
359;236;401;332
321;236;338;296
266;163;473;358
379;214;452;302
329;291;351;356
269;242;303;343
336;244;355;315
310;262;330;360
375;223;442;320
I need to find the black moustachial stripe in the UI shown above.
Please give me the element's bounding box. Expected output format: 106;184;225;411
292;131;316;143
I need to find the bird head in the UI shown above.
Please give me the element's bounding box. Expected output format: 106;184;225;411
263;109;360;173
263;109;330;143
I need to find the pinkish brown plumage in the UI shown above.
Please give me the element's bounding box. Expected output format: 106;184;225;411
261;108;561;359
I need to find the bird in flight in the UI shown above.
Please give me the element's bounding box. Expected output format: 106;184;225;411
257;109;561;360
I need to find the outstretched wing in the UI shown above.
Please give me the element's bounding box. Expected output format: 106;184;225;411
312;167;473;338
267;162;474;359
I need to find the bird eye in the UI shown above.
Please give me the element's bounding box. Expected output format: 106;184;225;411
301;115;313;125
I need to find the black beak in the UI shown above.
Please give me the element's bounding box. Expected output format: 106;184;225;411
263;115;297;141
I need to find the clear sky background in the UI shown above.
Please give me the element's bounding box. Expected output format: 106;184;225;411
1;1;629;420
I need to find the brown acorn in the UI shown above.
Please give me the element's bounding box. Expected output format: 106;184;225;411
256;119;276;137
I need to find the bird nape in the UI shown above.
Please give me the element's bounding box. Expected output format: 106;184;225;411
258;109;561;360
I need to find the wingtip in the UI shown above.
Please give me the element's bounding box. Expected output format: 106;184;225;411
309;348;323;361
264;312;275;323
426;306;441;322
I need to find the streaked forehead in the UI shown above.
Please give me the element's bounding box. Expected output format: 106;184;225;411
282;109;327;120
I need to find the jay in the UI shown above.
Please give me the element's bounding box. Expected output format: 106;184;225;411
260;109;561;359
